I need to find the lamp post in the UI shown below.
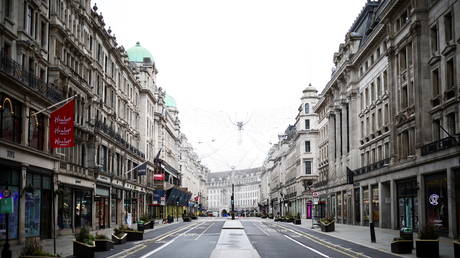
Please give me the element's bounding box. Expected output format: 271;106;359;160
176;201;179;222
231;184;235;220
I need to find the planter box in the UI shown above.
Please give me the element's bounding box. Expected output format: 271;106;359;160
95;239;113;251
415;239;439;258
320;221;335;232
454;240;460;258
73;240;95;258
191;216;197;220
293;219;301;225
183;217;191;222
137;223;145;232
112;233;127;245
144;221;154;229
19;256;57;258
122;230;144;241
391;240;412;254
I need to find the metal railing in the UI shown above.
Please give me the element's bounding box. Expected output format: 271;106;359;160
0;51;63;103
355;158;390;175
94;120;145;158
421;136;459;156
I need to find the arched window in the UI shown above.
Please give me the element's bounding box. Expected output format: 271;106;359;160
304;103;310;114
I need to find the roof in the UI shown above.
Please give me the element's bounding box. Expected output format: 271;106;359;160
127;42;154;63
165;94;177;108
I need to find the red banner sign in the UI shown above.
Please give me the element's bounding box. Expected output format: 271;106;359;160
154;173;165;181
50;99;75;148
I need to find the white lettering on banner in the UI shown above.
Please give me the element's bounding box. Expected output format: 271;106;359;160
53;115;72;124
429;194;439;206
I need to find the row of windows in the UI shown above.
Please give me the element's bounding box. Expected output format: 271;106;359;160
360;104;389;138
360;70;388;111
360;141;390;167
359;43;383;77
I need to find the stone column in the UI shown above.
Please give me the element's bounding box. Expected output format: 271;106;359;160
378;182;383;228
341;104;348;155
390;179;398;229
417;174;425;230
43;114;50;153
328;113;336;165
335;110;342;160
18;165;28;244
447;168;456;238
359;186;364;226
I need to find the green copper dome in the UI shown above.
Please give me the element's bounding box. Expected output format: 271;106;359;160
127;42;154;63
165;94;176;108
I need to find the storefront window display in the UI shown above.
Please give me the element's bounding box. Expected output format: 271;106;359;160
372;185;379;225
425;173;448;234
455;169;460;235
397;179;418;231
58;187;72;229
337;193;342;222
25;190;41;237
0;168;19;240
75;190;92;228
363;187;369;226
354;188;360;224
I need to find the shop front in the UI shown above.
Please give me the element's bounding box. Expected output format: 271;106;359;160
57;175;94;232
397;178;418;231
0;166;20;240
95;186;110;229
111;188;122;225
25;170;53;239
424;172;449;235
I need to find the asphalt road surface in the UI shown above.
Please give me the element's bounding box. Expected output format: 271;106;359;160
93;218;399;258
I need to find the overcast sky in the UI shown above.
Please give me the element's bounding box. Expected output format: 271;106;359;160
95;0;367;172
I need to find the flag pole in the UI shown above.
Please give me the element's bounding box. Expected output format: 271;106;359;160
124;161;148;175
30;95;77;117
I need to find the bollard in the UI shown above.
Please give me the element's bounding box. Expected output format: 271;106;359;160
370;222;376;243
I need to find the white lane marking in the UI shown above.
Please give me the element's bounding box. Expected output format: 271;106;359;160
195;222;214;240
284;234;330;258
140;222;205;258
254;222;270;236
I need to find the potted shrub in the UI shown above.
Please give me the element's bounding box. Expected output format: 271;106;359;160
19;238;60;258
294;213;301;225
268;214;274;219
94;233;113;252
183;215;191;222
73;227;95;258
320;217;335;232
391;237;412;254
416;224;439;258
140;215;154;229
454;237;460;258
120;225;144;241
286;215;294;223
137;220;145;232
111;227;127;245
190;213;198;220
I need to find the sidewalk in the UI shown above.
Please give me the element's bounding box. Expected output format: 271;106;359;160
299;218;454;258
8;219;178;258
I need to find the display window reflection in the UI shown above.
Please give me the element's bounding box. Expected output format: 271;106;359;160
424;173;448;234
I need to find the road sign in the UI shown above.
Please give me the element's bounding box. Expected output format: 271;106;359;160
0;190;13;214
312;192;319;198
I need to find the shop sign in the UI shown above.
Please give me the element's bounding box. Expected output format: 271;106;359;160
429;194;439;206
0;190;13;214
313;198;319;205
58;175;94;188
96;187;109;197
97;175;110;183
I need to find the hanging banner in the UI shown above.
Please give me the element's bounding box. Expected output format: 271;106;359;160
137;163;147;176
49;99;75;148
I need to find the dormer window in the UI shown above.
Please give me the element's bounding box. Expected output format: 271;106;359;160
304;103;310;114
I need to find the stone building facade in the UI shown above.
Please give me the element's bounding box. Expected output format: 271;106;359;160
0;0;206;244
261;85;320;218
207;168;261;216
312;0;460;238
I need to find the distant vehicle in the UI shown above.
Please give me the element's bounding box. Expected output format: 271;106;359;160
213;211;219;217
207;212;213;217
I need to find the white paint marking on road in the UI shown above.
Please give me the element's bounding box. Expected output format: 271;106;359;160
284;234;330;258
254;222;270;236
195;222;214;240
140;222;205;258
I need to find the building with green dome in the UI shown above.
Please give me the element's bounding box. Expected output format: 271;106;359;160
126;42;154;64
165;94;177;108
